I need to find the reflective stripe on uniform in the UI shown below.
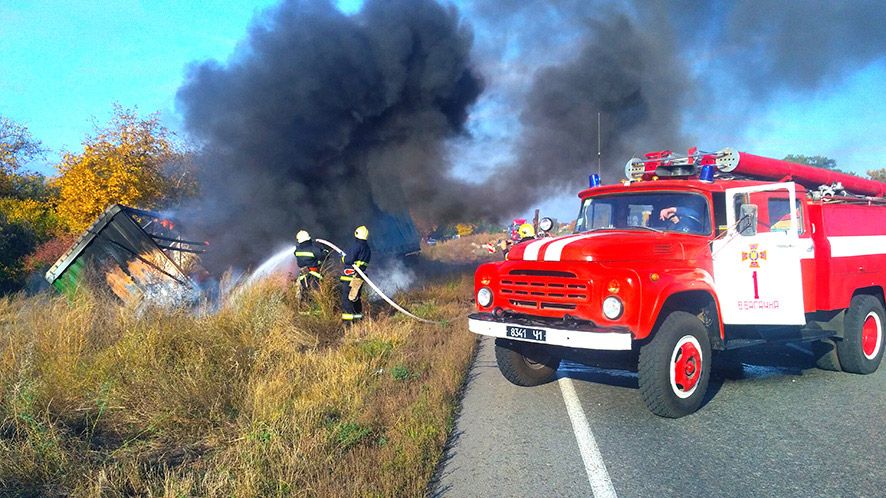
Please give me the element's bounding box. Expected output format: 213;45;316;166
340;276;354;282
309;271;322;278
354;260;368;267
295;251;315;257
342;313;355;320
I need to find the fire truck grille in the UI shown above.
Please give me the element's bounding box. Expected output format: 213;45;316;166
501;270;589;311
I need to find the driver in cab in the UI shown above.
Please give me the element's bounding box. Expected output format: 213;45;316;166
658;206;702;233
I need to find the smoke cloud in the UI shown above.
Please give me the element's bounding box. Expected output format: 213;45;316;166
176;0;886;269
177;0;484;269
465;0;886;210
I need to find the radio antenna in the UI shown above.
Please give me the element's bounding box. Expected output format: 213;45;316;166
596;111;602;177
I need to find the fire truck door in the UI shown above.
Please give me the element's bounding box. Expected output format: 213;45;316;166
711;182;806;325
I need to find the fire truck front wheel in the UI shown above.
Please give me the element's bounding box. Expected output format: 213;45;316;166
494;338;561;386
836;295;885;374
638;311;712;418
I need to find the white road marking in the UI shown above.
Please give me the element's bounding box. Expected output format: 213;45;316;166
559;377;618;498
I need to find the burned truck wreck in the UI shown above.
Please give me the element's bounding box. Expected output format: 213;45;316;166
45;204;207;308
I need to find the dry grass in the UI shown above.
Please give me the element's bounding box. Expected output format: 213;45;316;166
421;233;501;264
0;266;476;496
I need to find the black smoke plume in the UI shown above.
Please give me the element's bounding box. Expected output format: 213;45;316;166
177;0;483;269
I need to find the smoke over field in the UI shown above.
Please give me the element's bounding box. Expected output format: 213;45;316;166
177;0;484;269
176;0;886;268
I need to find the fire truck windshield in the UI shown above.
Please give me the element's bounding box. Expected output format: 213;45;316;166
575;191;711;235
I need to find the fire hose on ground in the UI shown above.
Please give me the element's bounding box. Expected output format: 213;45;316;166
316;239;445;324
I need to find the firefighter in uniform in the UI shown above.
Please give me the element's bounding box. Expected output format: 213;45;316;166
516;223;536;244
504;223;536;259
341;225;371;323
294;230;327;297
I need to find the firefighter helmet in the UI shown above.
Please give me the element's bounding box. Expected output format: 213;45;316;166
296;230;311;243
518;223;535;239
354;225;369;240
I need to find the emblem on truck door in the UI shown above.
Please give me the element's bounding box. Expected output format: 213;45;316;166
741;243;767;269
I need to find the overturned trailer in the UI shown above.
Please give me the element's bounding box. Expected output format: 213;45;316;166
45;204;206;308
367;208;421;256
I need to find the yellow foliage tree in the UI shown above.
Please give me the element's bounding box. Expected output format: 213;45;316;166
456;223;475;236
0;198;58;240
54;105;195;233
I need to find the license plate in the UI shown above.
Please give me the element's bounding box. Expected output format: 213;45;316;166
506;326;546;342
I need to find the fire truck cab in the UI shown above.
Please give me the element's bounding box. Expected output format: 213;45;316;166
469;148;886;417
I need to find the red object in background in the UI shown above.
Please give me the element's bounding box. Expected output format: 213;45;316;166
24;235;77;271
509;218;527;241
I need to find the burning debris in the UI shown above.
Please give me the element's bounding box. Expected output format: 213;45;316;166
45;204;207;309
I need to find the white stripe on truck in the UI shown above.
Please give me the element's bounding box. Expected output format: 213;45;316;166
828;235;886;258
543;233;597;261
522;237;553;261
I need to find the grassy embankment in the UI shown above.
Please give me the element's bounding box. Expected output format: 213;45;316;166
0;263;476;496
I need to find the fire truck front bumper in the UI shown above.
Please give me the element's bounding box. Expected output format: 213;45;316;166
468;313;632;351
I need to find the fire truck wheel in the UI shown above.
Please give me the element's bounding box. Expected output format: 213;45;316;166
638;311;711;418
494;338;561;386
836;295;884;374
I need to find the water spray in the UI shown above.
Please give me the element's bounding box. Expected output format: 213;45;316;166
316;239;445;325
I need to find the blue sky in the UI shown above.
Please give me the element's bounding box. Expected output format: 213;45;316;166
2;0;884;221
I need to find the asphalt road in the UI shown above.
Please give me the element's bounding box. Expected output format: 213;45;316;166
434;336;885;497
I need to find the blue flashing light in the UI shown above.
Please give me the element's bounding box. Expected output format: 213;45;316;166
699;165;715;183
589;174;601;187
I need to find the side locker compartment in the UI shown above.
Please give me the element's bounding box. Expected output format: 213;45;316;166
807;203;830;312
797;199;817;314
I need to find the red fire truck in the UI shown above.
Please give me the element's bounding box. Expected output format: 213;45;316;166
469;148;886;417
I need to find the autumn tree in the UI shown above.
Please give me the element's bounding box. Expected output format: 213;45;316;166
867;169;886;182
0;211;37;293
1;116;46;196
783;154;838;170
0;116;45;172
54;105;197;233
0;117;59;248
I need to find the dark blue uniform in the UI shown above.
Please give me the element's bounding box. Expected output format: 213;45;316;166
340;238;371;321
294;240;327;294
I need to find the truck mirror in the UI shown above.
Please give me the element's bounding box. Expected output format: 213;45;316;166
737;204;758;236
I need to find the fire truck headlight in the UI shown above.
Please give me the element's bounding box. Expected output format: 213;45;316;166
477;287;493;308
602;296;623;320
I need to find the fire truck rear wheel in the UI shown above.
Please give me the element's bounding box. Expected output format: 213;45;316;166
638;311;711;418
836;295;884;374
494;338;561;386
